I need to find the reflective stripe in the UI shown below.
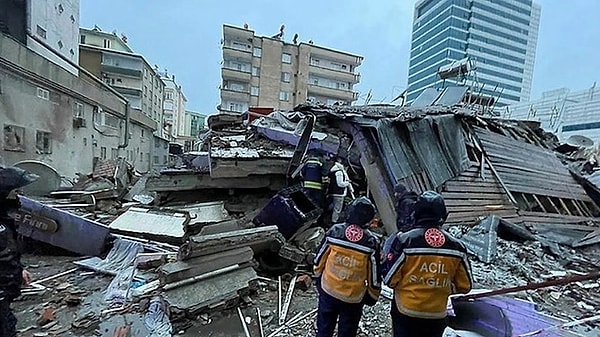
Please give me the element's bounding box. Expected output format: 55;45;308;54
303;181;323;189
369;252;380;287
327;237;373;254
404;247;468;260
383;252;406;284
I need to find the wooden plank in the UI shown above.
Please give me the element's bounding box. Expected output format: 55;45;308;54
444;199;512;207
442;185;503;194
531;195;547;212
448;205;517;212
559;198;573;216
442;191;509;199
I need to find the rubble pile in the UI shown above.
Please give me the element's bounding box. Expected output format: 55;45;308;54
10;103;600;336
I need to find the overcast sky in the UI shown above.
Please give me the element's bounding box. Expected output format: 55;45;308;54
80;0;600;112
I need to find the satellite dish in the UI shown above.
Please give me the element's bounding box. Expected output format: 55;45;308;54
565;135;594;148
13;160;61;196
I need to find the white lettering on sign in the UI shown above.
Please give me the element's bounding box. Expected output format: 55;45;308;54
418;262;448;274
408;275;452;288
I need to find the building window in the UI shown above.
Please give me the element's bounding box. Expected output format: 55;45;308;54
35;131;52;154
37;87;49;100
3;125;25;152
153;156;159;164
282;53;292;64
253;47;262;57
80;35;86;44
111;148;118;159
251;86;259;96
279;91;290;101
252;66;260;77
100;147;107;160
73;102;84;117
166;92;173;100
36;25;47;39
103;39;111;49
163;155;168;164
141;129;145;138
310;57;320;66
281;72;291;83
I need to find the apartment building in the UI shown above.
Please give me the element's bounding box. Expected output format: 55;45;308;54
506;84;600;144
220;24;362;113
406;0;541;106
0;0;80;74
161;73;187;142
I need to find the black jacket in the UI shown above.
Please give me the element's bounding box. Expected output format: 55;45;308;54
395;191;418;232
0;212;23;301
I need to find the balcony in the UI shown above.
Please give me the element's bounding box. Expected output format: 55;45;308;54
308;84;358;101
223;46;252;61
101;64;142;78
308;65;361;84
222;67;251;82
220;88;250;102
224;25;254;42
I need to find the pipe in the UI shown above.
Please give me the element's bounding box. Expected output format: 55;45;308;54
118;103;130;148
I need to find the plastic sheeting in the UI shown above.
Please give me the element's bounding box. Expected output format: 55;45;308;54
75;238;144;275
104;265;136;305
144;296;172;337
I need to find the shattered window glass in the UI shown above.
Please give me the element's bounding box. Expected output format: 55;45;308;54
36;131;52;154
3;124;26;152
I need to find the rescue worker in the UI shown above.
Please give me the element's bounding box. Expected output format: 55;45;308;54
0;165;36;336
327;157;355;223
393;183;418;232
313;197;381;337
299;152;326;208
382;191;472;337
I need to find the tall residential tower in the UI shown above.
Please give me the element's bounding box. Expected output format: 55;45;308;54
407;0;541;105
220;24;363;113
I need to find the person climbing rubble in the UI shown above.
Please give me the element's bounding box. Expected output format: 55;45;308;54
313;197;381;337
298;151;327;209
382;191;473;337
327;157;355;223
0;165;37;337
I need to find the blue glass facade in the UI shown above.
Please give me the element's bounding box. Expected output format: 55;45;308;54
407;0;540;105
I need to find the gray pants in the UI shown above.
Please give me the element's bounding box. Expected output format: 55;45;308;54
331;195;345;223
0;301;17;337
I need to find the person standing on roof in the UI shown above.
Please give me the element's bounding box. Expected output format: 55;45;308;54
327;157;355;223
313;197;381;337
300;152;326;208
382;191;472;337
0;165;36;337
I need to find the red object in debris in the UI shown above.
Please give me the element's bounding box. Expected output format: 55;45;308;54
296;274;313;291
113;325;131;337
248;107;274;122
37;307;57;326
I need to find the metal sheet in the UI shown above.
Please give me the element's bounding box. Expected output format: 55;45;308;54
434;86;468;107
460;215;499;263
17;196;112;256
167;201;229;225
411;88;442;107
109;207;189;239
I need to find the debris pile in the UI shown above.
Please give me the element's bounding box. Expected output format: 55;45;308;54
11;101;600;336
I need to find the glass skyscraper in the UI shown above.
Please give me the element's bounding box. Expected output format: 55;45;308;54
406;0;541;105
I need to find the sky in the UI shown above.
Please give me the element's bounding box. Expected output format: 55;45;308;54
80;0;600;113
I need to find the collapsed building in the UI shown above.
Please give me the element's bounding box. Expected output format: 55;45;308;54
10;95;600;336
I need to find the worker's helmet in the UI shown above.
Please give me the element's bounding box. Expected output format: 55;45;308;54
345;197;376;228
0;165;39;199
413;191;447;225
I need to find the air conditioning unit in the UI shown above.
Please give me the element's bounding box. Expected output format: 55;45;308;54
73;117;87;128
